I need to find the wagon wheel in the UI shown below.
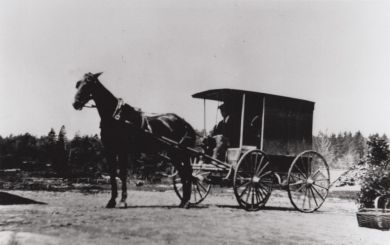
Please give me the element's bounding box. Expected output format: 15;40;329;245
173;156;211;205
287;150;330;213
233;150;274;211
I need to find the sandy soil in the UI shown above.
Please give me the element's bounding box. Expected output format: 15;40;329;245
0;188;388;245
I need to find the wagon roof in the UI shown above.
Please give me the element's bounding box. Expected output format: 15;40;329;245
192;88;314;104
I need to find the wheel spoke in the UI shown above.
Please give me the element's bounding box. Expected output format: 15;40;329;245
295;183;306;193
255;188;262;203
255;188;261;204
256;161;270;177
257;186;266;199
299;157;308;177
291;173;306;181
245;185;252;204
239;184;251;199
260;179;273;186
309;186;319;207
237;180;251;189
259;170;272;179
258;184;270;197
294;164;308;179
313;183;328;190
301;187;308;210
288;180;305;187
197;181;208;193
306;156;312;177
309;169;320;179
251;188;255;209
253;153;258;175
308;188;312;210
192;184;198;202
313;178;329;182
196;183;204;199
254;155;265;175
311;185;325;201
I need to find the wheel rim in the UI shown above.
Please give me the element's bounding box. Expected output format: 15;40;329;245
287;151;330;213
173;157;211;205
233;150;273;211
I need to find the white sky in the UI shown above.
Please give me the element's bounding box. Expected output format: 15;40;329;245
1;0;390;137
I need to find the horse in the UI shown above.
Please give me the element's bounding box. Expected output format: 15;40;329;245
72;72;196;209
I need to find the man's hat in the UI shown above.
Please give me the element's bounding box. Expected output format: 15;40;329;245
218;101;232;111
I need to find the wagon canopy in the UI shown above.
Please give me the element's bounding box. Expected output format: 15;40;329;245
192;89;315;156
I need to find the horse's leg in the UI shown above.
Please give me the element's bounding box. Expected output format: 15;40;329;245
118;152;128;208
174;154;193;209
106;152;118;208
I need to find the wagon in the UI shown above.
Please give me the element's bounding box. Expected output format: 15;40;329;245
169;89;331;212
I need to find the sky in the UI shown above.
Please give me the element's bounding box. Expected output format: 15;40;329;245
1;0;390;138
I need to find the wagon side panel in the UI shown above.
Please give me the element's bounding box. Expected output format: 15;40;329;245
262;96;314;156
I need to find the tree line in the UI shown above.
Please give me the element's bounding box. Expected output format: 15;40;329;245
0;127;388;174
313;131;389;169
0;126;106;176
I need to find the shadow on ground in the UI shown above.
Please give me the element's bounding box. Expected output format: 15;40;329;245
0;192;46;205
124;204;209;209
216;204;297;212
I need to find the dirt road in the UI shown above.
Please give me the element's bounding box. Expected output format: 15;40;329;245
0;189;388;245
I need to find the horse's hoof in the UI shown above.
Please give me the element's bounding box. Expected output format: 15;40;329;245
179;201;191;209
118;201;127;209
106;200;116;208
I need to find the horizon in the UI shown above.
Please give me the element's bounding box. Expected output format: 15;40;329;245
1;0;390;138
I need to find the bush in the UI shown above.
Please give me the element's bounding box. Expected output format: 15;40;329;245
359;166;390;208
358;135;390;208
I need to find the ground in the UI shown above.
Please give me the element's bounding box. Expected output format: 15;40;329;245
0;186;388;245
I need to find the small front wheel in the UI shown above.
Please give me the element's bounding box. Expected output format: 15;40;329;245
287;150;330;213
233;150;273;211
173;156;211;205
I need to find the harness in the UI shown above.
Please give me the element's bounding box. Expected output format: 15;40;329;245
112;98;153;133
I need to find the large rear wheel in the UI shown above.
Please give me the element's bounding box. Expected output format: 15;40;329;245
287;150;330;213
233;150;274;211
173;156;211;205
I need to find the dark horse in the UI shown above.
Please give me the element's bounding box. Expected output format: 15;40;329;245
73;72;195;208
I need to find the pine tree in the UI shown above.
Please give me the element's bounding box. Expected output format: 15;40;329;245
367;134;390;166
47;128;57;168
68;132;83;167
55;125;68;174
352;131;367;159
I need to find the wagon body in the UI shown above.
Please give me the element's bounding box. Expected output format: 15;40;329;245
192;89;314;156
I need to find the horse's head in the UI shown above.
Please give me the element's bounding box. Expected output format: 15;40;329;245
73;72;102;110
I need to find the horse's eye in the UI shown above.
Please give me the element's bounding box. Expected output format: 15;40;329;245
76;81;81;88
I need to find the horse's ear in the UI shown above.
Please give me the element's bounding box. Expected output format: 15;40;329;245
93;72;103;79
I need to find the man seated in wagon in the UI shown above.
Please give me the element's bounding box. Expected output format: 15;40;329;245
208;101;241;160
